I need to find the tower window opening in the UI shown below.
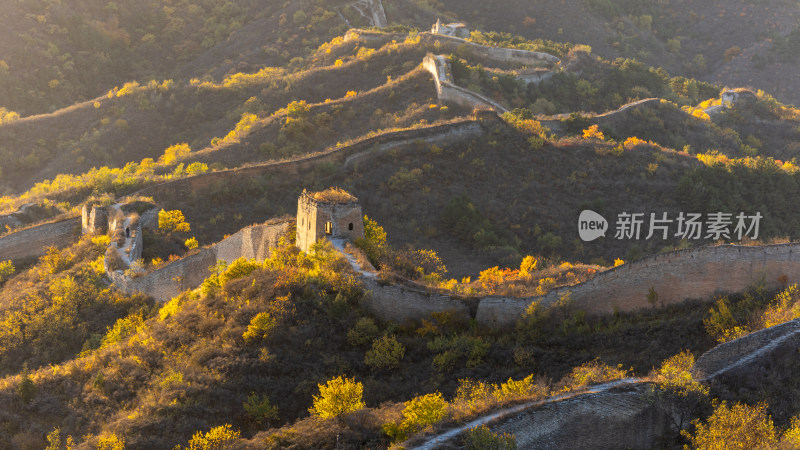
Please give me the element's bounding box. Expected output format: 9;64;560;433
348;223;354;230
325;221;333;235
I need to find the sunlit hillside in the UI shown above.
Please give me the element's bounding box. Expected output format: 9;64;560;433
3;0;800;448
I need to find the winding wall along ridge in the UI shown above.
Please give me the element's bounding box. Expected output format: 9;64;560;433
0;217;81;264
477;243;800;325
423;54;510;113
414;315;800;449
130;118;485;202
108;220;291;302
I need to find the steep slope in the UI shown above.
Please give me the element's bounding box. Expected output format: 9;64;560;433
438;0;800;106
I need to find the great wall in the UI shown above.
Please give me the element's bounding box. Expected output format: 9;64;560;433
0;24;787;450
108;219;290;302
0;217;81;264
412;315;800;449
0;24;781;332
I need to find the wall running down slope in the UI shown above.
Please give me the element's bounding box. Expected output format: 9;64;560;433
0;217;81;264
133;119;485;203
108;220;290;302
476;243;800;326
359;243;800;328
417;316;800;449
423;54;510;113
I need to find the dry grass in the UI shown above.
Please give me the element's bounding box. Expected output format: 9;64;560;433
307;187;358;203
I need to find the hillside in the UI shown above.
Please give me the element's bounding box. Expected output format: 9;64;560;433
4;1;800;449
439;0;800;106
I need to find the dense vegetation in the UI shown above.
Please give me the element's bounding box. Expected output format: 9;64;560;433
0;228;752;448
5;0;800;447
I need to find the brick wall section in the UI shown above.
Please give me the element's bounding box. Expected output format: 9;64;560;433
428;318;800;449
344;30;561;67
111;248;217;302
299;242;800;329
215;219;290;263
0;218;81;263
490;383;667;449
111;221;290;302
420;32;560;66
131;119;484;203
693;318;800;378
487;384;668;449
477;243;800;327
423;54;509;113
360;279;470;323
140;209;159;229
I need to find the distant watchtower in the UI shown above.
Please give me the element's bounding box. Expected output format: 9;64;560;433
296;188;364;253
431;18;470;38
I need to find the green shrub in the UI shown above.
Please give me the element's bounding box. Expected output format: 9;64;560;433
428;335;491;372
346;317;379;346
100;310;145;349
463;425;517;450
243;393;279;426
17;372;35;404
364;335;405;370
242;312;277;343
353;216;388;268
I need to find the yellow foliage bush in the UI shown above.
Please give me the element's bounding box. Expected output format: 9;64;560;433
622;136;647;150
384;392;448;441
186;424;241;450
159;143;191;165
562;359;628;391
582;124;604;140
0;107;20;125
158;209;190;233
219;113;258;145
683;401;777;450
654;350;708;396
184;237;198;250
309;376;365;420
761;284;800;328
242;312;277;343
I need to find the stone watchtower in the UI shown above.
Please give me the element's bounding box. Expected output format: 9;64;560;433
296;188;364;253
81;203;108;234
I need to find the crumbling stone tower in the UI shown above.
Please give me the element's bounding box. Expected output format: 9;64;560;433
296;188;364;253
81;203;108;234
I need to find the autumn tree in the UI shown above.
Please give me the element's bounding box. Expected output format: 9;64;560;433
384;392;449;442
364;335;405;370
0;260;14;285
354;215;388;267
158;209;190;233
309;376;365;421
158;143;191;165
648;350;709;433
682;401;777;450
186;424;240;450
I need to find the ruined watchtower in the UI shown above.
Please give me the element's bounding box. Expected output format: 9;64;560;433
81;203;108;234
431;18;470;38
296;188;364;253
